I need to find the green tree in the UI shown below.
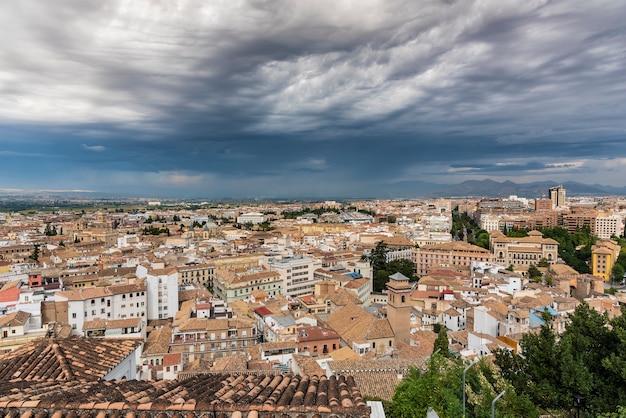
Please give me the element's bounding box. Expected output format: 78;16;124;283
537;258;550;268
387;259;416;281
495;303;626;416
612;263;625;284
366;241;389;272
527;264;542;282
391;356;538;418
29;244;40;262
364;241;390;292
433;327;450;357
44;223;57;236
373;269;390;293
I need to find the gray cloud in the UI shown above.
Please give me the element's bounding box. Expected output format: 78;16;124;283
0;0;625;196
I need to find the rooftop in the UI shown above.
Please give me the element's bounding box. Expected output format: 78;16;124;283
0;373;369;417
0;337;142;381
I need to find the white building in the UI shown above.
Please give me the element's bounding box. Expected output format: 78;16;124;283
236;212;267;225
595;214;624;239
265;255;323;298
386;248;413;263
55;283;147;335
426;215;451;232
479;214;501;233
472;305;500;338
412;231;452;247
136;265;179;320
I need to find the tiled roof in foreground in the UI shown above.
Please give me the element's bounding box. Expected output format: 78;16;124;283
0;338;142;381
0;373;369;418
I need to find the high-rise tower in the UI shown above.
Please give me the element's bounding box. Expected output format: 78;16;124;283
549;185;566;208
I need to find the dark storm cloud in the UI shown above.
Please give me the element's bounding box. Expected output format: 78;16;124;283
0;0;625;196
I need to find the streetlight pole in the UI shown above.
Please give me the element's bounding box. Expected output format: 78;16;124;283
419;348;441;370
462;358;479;418
491;390;505;418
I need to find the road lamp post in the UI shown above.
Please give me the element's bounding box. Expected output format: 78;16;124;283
491;390;505;418
462;358;479;418
419;348;441;370
573;394;584;418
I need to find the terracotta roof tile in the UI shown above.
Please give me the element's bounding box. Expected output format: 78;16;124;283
0;311;31;328
0;338;142;381
0;372;367;415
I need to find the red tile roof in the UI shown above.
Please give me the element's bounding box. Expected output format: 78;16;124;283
0;374;370;417
0;337;142;381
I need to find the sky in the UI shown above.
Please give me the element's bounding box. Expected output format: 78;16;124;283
1;0;625;199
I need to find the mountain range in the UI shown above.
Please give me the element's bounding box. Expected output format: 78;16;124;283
383;180;626;199
1;180;625;200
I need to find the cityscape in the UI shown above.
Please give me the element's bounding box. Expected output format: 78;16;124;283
2;1;626;417
1;186;626;417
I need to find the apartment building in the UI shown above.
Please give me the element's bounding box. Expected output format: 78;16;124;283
211;254;265;276
412;242;493;276
562;209;598;234
549;185;566;208
591;239;621;282
177;263;213;285
296;325;340;356
136;265;179;320
212;269;282;303
55;282;147;335
535;198;553;211
265;255;323;298
595;214;624;239
170;317;258;362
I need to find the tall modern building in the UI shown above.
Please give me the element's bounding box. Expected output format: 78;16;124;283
549;185;566;208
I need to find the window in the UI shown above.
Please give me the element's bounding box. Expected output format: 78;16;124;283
72;313;77;319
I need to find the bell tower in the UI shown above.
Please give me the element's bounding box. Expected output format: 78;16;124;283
386;272;412;344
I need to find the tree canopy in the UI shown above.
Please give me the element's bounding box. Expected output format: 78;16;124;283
364;241;417;292
390;356;537;417
494;302;626;416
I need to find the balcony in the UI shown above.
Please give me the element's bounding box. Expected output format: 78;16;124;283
171;334;257;345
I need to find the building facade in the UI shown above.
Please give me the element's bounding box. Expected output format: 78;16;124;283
490;230;559;267
412;242;494;276
266;255;323;298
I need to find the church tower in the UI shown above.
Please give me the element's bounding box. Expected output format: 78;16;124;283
386;272;412;344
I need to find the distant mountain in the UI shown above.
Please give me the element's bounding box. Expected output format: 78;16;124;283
383;179;626;198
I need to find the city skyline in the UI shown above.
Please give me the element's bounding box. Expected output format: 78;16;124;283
1;1;625;198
